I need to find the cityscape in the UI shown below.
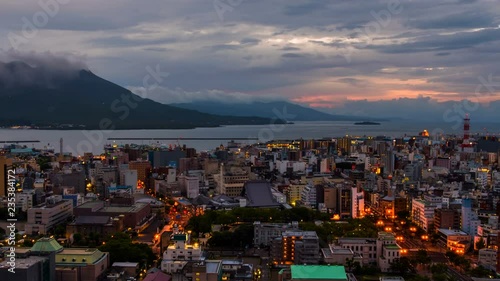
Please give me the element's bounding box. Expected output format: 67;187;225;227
1;115;500;281
1;1;500;281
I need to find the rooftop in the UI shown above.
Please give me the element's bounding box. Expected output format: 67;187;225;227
31;237;63;253
291;265;347;280
438;228;469;236
206;260;222;274
0;256;47;269
384;244;401;250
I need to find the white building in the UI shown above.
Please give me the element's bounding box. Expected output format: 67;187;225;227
411;198;441;232
25;195;73;235
16;189;36;212
120;169;138;193
161;233;203;273
301;184;317;208
377;232;401;273
478;248;497;271
179;175;200;199
337;237;377;265
271;188;287;204
351;187;364;219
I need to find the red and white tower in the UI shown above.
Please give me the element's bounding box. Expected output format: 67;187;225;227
461;114;474;152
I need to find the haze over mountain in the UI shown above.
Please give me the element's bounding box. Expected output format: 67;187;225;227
0;60;276;129
171;101;379;121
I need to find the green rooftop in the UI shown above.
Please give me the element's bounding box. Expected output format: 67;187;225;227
385;244;401;250
173;234;187;241
291;265;347;280
31;237;63;253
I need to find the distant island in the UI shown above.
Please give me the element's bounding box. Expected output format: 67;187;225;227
354;121;381;125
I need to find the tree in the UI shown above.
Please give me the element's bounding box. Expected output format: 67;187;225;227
98;232;155;268
414;249;430;266
73;233;83;245
389;257;413;275
54;225;66;238
475;238;486;251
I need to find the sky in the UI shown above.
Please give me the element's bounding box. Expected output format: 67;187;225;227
0;0;499;118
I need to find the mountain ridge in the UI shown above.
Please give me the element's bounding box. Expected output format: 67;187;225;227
171;101;384;121
0;62;279;129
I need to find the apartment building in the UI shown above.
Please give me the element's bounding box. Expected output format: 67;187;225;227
271;231;320;265
253;221;299;247
161;234;203;273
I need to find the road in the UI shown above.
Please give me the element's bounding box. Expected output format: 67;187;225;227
447;266;473;281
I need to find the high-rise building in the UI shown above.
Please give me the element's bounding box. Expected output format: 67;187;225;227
462;198;480;235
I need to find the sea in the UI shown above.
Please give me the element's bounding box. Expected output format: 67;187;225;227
1;120;499;155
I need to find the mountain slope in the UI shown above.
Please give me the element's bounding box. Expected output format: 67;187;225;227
172;101;377;121
0;62;275;129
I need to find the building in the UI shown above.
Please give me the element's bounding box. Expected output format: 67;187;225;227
271;231;320;265
376;232;401;273
214;164;249;198
148;149;186;168
351;186;364;219
253;221;299;247
220;260;253;281
66;215;124;238
73;200;151;231
411;198;441;232
278;265;348;281
478;248;497;271
120;169;138;193
434;208;461;233
0;156;13;197
0;237;109;281
192;260;222;281
0;255;50;281
462;198;480;235
437;229;471;254
243;181;281;208
129;160;152;183
301;184;317;208
25;196;73;235
161;233;203;274
337;238;377;265
322;247;360;265
55;248;109;281
178;175;200;199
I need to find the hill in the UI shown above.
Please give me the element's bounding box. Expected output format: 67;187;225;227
0;61;276;129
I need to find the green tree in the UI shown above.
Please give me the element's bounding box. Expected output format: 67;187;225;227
389;257;413;275
98;232;155;268
475;238;486;251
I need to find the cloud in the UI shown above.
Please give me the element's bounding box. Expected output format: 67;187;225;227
127;86;284;104
0;0;498;114
0;50;88;88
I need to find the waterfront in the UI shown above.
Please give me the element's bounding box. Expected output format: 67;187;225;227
1;120;499;155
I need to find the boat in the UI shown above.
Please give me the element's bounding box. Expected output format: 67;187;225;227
354;121;381;125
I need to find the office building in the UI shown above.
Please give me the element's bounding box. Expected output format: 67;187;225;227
271;231;320;265
25;196;73;235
